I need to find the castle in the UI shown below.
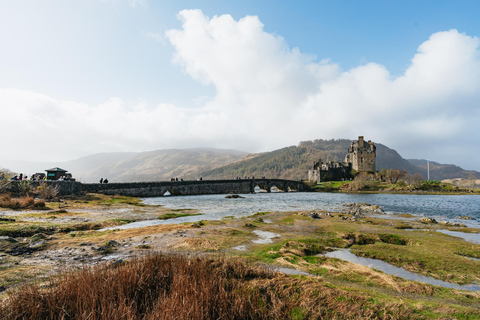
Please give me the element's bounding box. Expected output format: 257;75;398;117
308;136;376;183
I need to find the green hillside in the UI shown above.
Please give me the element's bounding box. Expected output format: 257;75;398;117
200;139;421;180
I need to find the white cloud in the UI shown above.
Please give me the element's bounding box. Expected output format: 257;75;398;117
1;10;480;171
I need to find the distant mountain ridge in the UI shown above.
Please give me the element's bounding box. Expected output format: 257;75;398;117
407;159;480;180
68;148;247;182
2;140;478;182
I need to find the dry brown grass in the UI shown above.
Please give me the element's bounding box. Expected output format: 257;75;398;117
0;194;45;209
0;253;422;320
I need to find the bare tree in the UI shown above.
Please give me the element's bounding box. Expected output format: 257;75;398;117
385;169;405;184
404;173;424;185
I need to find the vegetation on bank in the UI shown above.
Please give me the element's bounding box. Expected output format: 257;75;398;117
158;212;203;220
312;169;479;193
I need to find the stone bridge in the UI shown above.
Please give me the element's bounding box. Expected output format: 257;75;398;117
20;179;308;197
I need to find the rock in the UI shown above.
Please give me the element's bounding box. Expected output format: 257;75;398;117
31;233;48;240
348;208;365;218
106;240;119;247
225;194;245;199
244;223;255;228
308;212;321;219
455;216;475;220
319;212;332;217
28;240;46;248
0;236;18;243
343;203;385;214
418;217;438;224
440;221;467;227
298;212;322;219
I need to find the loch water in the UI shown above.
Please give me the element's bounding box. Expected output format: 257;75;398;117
109;192;480;230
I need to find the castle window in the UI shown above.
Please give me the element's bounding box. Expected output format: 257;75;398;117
361;157;364;163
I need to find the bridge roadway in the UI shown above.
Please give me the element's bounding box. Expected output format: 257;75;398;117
81;178;307;197
31;179;308;197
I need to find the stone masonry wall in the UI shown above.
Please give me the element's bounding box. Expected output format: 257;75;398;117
11;179;306;197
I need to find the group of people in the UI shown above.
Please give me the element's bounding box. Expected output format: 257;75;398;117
8;173;73;181
233;176;265;180
99;178;109;184
9;173;30;181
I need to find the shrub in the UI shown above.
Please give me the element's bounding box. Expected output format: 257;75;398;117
0;194;45;209
35;182;59;200
12;181;34;196
348;172;373;191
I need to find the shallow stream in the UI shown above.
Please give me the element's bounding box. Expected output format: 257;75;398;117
324;249;480;291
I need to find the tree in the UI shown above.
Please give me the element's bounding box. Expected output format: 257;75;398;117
385;169;405;184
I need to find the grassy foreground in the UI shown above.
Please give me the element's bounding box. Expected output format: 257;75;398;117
1;253;420;320
1;193;480;319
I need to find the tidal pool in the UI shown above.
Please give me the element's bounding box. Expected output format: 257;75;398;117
324;249;480;291
251;230;280;244
436;230;480;244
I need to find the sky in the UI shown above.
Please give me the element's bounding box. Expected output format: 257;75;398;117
1;0;480;171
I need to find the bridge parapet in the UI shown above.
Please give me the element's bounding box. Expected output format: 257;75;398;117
8;179;307;197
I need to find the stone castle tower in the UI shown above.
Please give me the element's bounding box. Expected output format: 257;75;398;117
308;136;376;182
344;136;376;172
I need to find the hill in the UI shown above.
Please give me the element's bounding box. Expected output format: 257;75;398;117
200;139;479;181
407;159;480;180
70;148;247;182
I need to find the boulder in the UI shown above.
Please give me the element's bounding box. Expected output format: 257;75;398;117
225;194;245;199
418;217;438;224
455;216;475;220
28;240;46;248
343;203;385;215
440;221;467;227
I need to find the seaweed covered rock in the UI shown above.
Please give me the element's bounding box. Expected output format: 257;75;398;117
455;216;475;220
439;221;467;227
343;203;385;215
418;217;437;224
